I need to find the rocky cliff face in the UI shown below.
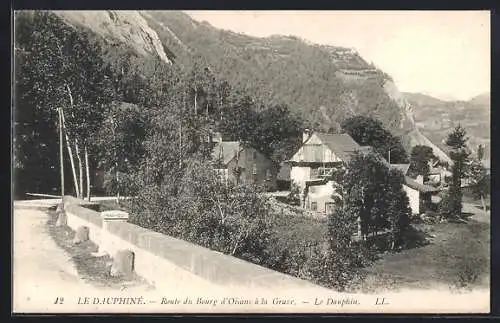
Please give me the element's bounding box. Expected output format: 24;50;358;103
55;11;173;65
52;10;461;161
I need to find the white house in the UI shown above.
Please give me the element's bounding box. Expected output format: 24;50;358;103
287;130;370;213
389;163;441;215
287;130;440;215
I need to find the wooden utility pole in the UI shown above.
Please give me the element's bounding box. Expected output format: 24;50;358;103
111;113;119;203
58;108;65;198
179;123;182;168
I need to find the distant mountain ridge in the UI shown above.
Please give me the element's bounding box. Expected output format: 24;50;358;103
404;91;490;162
469;92;490;106
50;10;485;163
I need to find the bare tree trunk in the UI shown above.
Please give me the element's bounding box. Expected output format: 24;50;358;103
110;114;119;204
58;108;65;198
75;139;84;200
116;159;120;204
194;88;198;115
219;91;223;121
179;124;182;168
60;107;80;198
85;145;91;201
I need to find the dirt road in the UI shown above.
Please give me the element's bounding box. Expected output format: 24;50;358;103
12;204;105;312
12;200;215;313
463;202;490;223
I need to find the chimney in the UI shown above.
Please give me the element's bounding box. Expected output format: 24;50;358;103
303;129;311;143
416;175;424;184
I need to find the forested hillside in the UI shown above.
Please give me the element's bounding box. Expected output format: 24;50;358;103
140;11;406;134
15;10;488;196
53;10;409;135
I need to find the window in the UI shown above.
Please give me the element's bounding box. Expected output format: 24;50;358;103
252;163;257;175
325;202;336;214
318;167;334;177
310;168;319;179
215;169;228;184
310;202;318;211
266;169;272;181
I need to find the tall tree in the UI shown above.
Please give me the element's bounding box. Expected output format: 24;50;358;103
385;168;412;250
440;125;470;218
408;145;436;178
15;11;113;199
337;150;411;248
341;151;390;240
341;115;408;164
219;95;260;143
253;104;304;164
95;102;148;198
466;157;489;214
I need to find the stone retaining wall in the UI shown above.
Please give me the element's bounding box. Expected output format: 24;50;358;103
63;196;103;246
62;195;328;292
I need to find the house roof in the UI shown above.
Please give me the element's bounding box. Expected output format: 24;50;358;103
390;164;411;175
404;176;440;193
305;178;329;187
212;141;243;165
314;133;361;161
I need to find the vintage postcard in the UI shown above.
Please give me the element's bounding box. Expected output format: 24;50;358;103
12;10;491;314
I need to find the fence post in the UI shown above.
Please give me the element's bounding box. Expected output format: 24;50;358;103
97;210;129;256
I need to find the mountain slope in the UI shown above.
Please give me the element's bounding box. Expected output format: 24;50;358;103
51;10;458;162
140;11;410;132
402;92;448;107
469;92;490;106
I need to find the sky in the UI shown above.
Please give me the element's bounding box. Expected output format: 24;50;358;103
185;11;490;101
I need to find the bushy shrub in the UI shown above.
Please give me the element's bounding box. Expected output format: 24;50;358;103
285;182;301;206
103;170;140;198
128;160;374;291
312;208;374;291
128;160;273;262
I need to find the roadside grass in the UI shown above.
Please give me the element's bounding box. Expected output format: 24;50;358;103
45;206;152;290
358;219;490;293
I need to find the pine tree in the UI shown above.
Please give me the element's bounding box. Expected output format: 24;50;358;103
440;125;470;218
